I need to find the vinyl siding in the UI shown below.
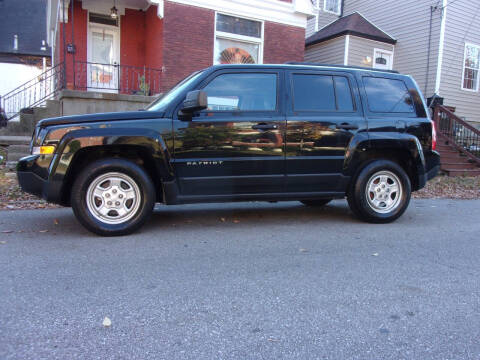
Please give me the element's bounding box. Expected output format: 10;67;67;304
308;0;341;37
343;1;442;99
305;36;345;64
306;16;317;38
348;36;394;67
439;0;480;124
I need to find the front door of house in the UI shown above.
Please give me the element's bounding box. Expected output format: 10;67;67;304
87;26;120;92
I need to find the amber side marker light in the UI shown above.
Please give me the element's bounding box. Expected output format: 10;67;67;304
32;146;56;155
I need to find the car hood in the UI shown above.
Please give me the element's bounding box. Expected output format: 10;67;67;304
38;110;166;127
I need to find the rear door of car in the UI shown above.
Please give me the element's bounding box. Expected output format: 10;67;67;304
173;68;286;196
285;69;366;193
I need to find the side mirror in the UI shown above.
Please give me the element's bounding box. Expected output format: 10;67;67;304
180;90;208;117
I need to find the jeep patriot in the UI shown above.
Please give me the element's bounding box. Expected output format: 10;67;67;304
17;64;440;235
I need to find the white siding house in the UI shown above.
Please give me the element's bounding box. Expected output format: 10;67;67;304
306;0;480;128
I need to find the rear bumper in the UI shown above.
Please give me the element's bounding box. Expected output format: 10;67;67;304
17;154;63;204
417;150;440;189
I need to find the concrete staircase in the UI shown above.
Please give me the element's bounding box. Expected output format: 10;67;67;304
0;100;61;136
437;137;480;176
0;136;31;169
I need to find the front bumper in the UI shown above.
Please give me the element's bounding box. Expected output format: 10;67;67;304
17;154;63;204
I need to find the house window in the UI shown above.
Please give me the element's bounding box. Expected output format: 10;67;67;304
462;43;480;91
214;13;263;64
323;0;341;15
89;13;119;27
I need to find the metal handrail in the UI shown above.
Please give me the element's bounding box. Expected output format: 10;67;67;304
433;105;480;165
74;61;163;96
0;62;65;121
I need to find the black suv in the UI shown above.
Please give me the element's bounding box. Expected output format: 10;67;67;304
17;64;440;235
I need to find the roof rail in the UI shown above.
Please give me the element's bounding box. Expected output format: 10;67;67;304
284;62;399;74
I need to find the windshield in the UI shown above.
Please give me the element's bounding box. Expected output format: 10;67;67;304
147;71;205;112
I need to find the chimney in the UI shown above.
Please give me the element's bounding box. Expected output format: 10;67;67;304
13;34;18;51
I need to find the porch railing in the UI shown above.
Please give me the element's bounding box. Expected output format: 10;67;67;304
433;105;480;165
74;61;162;96
0;62;65;121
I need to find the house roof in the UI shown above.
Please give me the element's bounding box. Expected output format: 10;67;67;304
0;0;51;57
306;12;396;47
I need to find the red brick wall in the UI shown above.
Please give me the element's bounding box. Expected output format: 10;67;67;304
121;9;146;67
161;1;215;92
58;0;88;89
263;21;305;64
145;5;164;71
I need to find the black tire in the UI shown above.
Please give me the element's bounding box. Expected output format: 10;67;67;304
71;158;155;236
347;160;411;223
300;199;332;207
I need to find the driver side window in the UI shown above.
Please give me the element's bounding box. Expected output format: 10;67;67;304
202;73;277;111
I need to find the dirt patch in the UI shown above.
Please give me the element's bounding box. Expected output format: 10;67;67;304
412;175;480;199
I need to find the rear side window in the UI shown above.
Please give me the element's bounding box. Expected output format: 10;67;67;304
292;74;354;111
202;73;277;111
363;77;414;113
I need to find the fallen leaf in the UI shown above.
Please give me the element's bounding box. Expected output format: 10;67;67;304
102;317;112;327
1;230;13;233
267;337;280;342
372;253;379;257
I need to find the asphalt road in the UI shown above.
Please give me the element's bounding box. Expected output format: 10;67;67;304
0;199;479;360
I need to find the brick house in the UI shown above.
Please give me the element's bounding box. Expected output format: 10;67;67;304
46;0;314;96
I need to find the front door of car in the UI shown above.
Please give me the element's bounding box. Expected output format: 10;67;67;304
173;70;286;196
285;70;366;192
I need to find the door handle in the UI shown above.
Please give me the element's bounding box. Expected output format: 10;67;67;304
252;123;278;130
336;123;358;130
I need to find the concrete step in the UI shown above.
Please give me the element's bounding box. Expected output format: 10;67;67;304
0;135;31;146
7;152;29;162
8;144;30;153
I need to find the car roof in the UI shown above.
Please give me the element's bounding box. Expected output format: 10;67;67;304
208;63;400;75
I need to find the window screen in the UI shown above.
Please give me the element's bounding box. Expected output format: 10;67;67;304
202;73;277;111
292;74;354;111
363;77;414;113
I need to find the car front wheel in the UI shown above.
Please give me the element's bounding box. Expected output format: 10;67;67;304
347;160;411;223
71;158;155;236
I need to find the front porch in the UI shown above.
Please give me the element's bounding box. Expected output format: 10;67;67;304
50;0;165;96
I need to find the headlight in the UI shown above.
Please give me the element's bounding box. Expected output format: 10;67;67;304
32;145;56;155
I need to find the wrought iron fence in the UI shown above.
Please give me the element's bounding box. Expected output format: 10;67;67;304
74;61;162;96
0;63;65;121
433;105;480;163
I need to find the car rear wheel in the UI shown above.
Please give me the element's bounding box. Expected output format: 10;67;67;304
300;199;332;207
71;158;155;236
347;160;411;223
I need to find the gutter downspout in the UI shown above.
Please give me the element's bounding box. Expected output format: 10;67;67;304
71;0;75;90
425;5;435;95
344;35;350;65
435;0;447;96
